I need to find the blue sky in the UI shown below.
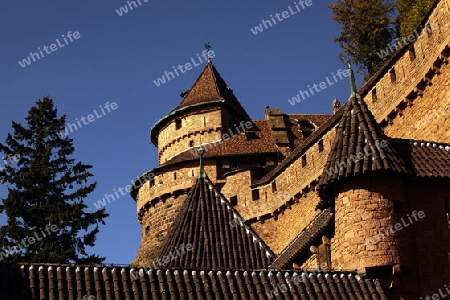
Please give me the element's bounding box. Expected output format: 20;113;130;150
0;0;360;264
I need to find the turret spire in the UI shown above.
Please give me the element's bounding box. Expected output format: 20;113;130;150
348;64;360;99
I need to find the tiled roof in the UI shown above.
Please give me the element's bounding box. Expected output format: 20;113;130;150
318;96;408;188
0;263;387;299
390;138;450;179
270;209;334;269
156;171;275;269
176;61;250;119
165;120;278;164
285;114;332;148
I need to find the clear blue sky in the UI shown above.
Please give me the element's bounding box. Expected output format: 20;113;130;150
0;0;360;264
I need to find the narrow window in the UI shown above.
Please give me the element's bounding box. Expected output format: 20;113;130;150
425;22;433;37
189;140;194;147
191;169;195;177
150;178;155;187
252;189;260;201
230;196;238;206
372;88;378;102
272;181;277;192
390;68;396;83
302;154;307;168
409;46;416;61
173;172;177;180
175;118;182;130
318;140;324;153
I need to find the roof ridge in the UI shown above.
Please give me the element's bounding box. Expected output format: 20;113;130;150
156;173;274;269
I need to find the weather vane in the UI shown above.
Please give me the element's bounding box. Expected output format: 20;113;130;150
205;42;212;61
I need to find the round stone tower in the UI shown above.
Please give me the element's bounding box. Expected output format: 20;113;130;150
131;61;252;265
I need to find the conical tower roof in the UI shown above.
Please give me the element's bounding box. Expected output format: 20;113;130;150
150;61;250;145
156;171;274;269
317;67;408;208
176;61;250;119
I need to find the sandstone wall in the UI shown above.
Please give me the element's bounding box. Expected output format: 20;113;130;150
157;108;223;163
361;0;450;143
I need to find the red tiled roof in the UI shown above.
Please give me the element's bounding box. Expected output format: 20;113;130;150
286;114;332;147
157;172;274;269
175;61;249;119
165;120;278;164
0;263;388;299
390;138;450;179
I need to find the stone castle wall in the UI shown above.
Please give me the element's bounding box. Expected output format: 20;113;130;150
361;0;450;143
133;0;450;270
157;108;223;164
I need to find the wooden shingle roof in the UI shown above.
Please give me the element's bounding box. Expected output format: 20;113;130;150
156;171;275;270
0;263;388;299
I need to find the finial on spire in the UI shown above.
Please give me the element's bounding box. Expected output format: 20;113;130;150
332;98;341;114
348;64;360;99
205;42;212;62
197;146;206;178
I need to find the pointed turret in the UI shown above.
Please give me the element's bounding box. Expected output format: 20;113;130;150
175;61;250;120
156;161;274;269
317;66;408;208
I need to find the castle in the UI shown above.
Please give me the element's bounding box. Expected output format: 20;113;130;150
129;0;450;297
1;0;449;298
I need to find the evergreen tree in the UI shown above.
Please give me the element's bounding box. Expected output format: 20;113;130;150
396;0;434;37
329;0;397;79
0;97;108;264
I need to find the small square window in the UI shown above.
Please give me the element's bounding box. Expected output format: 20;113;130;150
230;196;238;206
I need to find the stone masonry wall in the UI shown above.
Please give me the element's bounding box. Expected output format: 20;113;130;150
157;108;223;164
132;163;217;266
330;175;404;273
249;122;337;254
362;0;450;143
